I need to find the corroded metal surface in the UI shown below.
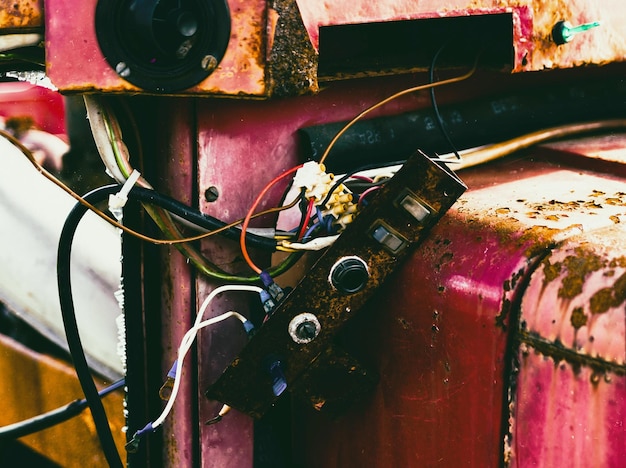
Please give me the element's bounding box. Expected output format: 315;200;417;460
509;227;626;466
45;0;269;95
0;0;42;30
290;140;626;466
296;0;626;72
44;0;317;96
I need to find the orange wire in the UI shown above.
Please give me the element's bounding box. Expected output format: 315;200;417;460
240;165;303;274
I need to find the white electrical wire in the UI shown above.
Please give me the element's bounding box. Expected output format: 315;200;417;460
150;284;263;430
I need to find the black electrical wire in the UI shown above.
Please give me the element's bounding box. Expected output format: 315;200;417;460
58;185;125;468
319;160;406;210
0;379;124;440
130;186;278;251
58;184;303;466
429;44;462;160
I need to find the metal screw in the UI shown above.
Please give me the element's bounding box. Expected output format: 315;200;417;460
288;313;321;344
115;62;131;78
201;55;218;72
204;186;219;202
295;321;318;341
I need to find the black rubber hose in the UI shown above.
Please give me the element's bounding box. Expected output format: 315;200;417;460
300;77;626;173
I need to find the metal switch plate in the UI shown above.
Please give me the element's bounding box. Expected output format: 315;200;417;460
205;150;466;418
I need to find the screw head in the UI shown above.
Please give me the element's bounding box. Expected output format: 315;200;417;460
288;313;321;344
115;62;131;78
201;55;218;72
204;186;219;202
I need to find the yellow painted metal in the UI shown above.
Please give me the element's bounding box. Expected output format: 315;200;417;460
0;0;43;30
0;334;125;467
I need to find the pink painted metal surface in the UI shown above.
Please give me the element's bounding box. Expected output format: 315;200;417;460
44;0;626;94
0;81;66;135
295;0;626;72
291;143;626;465
511;226;626;467
193;74;453;466
157;67;626;465
44;0;269;95
153;99;197;467
511;352;625;467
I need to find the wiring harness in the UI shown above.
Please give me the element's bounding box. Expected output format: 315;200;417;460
6;50;626;465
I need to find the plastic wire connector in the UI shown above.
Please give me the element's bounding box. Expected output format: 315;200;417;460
159;360;178;401
260;289;276;316
108;169;141;221
242;320;256;337
260;271;285;303
125;421;154;453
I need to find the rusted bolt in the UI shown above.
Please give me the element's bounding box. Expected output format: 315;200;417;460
204;186;219;202
201;55;218;72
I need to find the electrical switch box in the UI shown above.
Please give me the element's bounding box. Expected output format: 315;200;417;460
206;150;467;417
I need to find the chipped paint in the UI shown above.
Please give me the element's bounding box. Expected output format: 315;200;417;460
521;229;626;366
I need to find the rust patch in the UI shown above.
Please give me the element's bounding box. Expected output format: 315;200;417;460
609;257;626;268
589;272;626;315
519;225;562;259
0;0;42;29
570;307;588;329
558;248;606;300
266;0;318;96
542;258;562;286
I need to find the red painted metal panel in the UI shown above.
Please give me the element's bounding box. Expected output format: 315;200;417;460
153;98;197;467
44;0;269;95
296;0;626;71
148;66;626;466
290;146;626;465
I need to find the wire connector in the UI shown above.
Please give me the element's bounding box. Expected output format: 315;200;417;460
242;320;256;337
159;360;178;401
125;421;154;453
260;271;285;303
108;169;141;221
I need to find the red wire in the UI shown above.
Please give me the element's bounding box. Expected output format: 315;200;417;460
357;186;381;208
240;164;303;274
297;197;315;241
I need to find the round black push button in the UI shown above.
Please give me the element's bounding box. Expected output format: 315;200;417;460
330;256;369;294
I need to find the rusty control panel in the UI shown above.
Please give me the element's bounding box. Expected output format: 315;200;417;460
206;150;466;418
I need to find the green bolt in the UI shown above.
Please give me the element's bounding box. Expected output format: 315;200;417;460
552;20;601;45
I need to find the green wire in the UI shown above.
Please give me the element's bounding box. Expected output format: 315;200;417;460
102;104;299;283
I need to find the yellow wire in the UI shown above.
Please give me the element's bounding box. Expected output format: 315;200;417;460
456;119;626;171
318;62;478;166
1;129;293;246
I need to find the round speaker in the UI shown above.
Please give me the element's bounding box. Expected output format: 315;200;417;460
95;0;230;92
